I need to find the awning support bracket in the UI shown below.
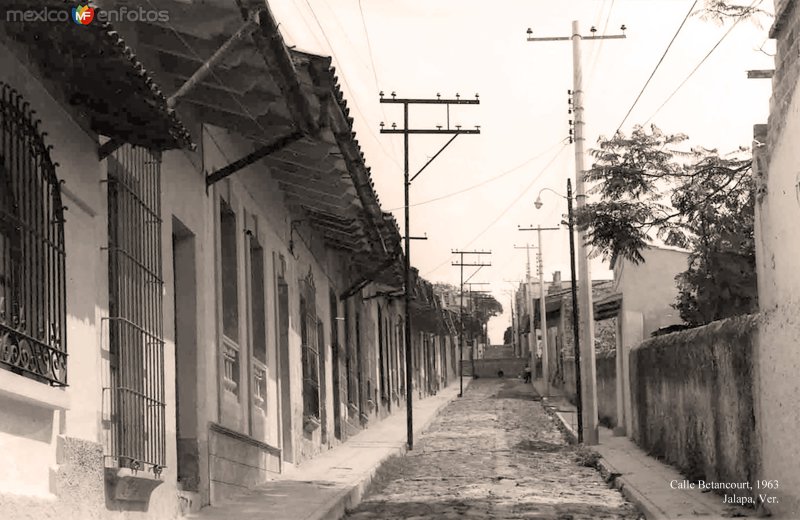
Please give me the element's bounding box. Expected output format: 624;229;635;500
98;138;125;161
205;130;304;187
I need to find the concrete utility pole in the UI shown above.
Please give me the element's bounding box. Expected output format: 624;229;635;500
527;21;626;445
380;92;480;450
518;226;559;396
452;251;491;397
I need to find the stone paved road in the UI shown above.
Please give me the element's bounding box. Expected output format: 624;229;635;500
345;379;642;519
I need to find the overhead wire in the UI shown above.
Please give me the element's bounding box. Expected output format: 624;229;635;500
423;144;569;277
303;0;403;169
387;138;568;211
642;0;763;126
357;0;399;156
613;0;698;134
586;0;615;82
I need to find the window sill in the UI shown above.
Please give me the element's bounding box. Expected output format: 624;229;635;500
0;368;69;410
303;416;321;434
104;467;164;502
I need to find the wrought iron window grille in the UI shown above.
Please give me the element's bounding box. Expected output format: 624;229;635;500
0;82;67;386
300;270;320;421
105;145;166;474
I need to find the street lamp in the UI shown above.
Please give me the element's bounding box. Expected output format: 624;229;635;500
534;179;583;443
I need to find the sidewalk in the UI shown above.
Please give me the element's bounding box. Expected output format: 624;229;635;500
532;378;754;519
189;379;468;520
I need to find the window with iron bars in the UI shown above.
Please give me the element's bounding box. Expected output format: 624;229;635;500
0;82;67;386
106;145;166;475
300;273;320;421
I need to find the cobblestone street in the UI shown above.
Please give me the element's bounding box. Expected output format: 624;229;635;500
345;379;642;519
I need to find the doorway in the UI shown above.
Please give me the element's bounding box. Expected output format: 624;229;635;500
275;255;293;463
172;218;199;492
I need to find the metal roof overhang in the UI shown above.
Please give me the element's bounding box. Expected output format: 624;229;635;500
112;1;402;280
594;293;622;321
0;0;193;152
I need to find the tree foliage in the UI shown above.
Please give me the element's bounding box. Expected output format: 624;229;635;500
697;0;771;25
576;124;757;326
503;326;513;345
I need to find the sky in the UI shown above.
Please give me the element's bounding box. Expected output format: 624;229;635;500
270;0;774;343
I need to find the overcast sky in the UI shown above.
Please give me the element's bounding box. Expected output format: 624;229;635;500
271;0;774;343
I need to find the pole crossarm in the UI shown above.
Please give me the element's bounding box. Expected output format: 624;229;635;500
452;262;492;267
380;97;480;105
380;129;480;135
518;227;561;232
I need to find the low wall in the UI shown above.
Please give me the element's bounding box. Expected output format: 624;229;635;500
461;358;526;379
630;314;758;496
596;351;617;429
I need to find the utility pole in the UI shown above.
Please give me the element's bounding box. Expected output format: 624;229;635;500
504;279;523;357
451;250;491;397
513;244;538;380
380;92;480;451
518;226;559;396
533;181;583;442
465;282;491;371
527;21;625;445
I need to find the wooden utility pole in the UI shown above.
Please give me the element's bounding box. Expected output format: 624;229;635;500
527;21;625;445
381;93;480;450
451;250;491;397
518;226;559;396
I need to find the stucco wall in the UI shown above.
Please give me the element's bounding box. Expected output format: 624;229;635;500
614;247;688;435
629;315;758;499
0;40;182;520
753;3;800;511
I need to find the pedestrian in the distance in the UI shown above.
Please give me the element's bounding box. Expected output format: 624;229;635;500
523;362;531;383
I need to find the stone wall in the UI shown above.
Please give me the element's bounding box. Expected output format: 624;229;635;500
629;315;758;496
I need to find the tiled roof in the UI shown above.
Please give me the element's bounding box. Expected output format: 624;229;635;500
0;0;193;150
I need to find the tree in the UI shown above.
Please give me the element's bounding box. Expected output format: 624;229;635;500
576;124;757;326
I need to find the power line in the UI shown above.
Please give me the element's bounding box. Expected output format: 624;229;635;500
387;138;567;211
587;0;616;81
642;0;762;126
303;0;403;168
614;0;698;134
423;144;568;277
359;0;382;103
357;0;398;157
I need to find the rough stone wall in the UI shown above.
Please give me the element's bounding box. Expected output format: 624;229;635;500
629;315;758;497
